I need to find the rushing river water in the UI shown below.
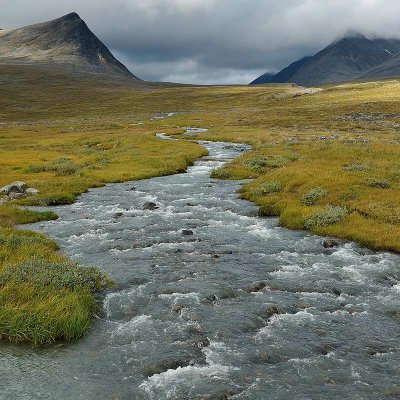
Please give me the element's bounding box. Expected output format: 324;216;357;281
1;135;400;400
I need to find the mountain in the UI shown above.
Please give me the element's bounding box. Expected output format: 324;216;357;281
0;12;139;80
251;33;400;86
250;56;311;85
358;52;400;80
250;72;276;85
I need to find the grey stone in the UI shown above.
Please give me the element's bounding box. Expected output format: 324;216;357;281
142;202;159;210
1;181;28;195
246;281;267;293
323;239;340;248
8;192;25;200
26;188;40;195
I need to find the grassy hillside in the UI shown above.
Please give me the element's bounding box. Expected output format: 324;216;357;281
1;63;400;343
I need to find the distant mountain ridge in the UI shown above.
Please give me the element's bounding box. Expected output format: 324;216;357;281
0;12;139;80
251;33;400;86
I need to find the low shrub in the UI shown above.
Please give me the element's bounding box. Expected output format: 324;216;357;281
26;158;80;176
243;154;297;173
339;192;358;201
210;167;231;179
368;178;391;189
304;205;348;229
253;181;282;196
342;163;368;171
301;187;328;206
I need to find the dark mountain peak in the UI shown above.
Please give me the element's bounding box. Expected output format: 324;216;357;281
35;12;91;40
338;31;368;41
251;32;400;86
250;72;275;85
59;12;81;21
250;56;311;85
0;13;140;80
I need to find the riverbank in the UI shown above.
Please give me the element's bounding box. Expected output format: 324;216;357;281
167;80;400;252
0;128;206;345
205;138;400;253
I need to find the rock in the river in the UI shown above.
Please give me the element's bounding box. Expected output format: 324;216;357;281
113;212;124;218
265;305;280;319
142;201;159;210
172;304;183;313
144;358;194;377
182;229;194;236
204;294;218;303
317;344;334;355
323;239;340;248
197;337;210;349
246;281;267;293
258;352;272;361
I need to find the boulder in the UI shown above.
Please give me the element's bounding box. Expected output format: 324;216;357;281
265;305;280;319
246;281;267;293
204;294;218;303
142;201;159;210
144;358;193;377
323;239;340;248
0;181;28;195
182;229;194;236
172;304;183;313
317;344;334;356
8;192;25;200
0;185;11;195
0;182;39;200
25;188;40;195
113;212;124;218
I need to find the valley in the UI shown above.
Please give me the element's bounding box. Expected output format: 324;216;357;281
1;9;400;399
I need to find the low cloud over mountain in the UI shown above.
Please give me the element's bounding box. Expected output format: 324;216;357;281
1;0;400;83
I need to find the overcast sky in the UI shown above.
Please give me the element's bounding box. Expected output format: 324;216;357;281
1;0;400;83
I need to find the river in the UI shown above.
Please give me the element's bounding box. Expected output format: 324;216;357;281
1;135;400;399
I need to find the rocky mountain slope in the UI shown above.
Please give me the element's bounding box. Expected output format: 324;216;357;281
251;33;400;86
0;12;139;80
357;51;400;80
251;56;312;85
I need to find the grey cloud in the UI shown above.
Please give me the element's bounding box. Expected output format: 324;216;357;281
1;0;400;83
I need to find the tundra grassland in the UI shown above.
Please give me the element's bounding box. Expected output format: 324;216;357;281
1;64;400;343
